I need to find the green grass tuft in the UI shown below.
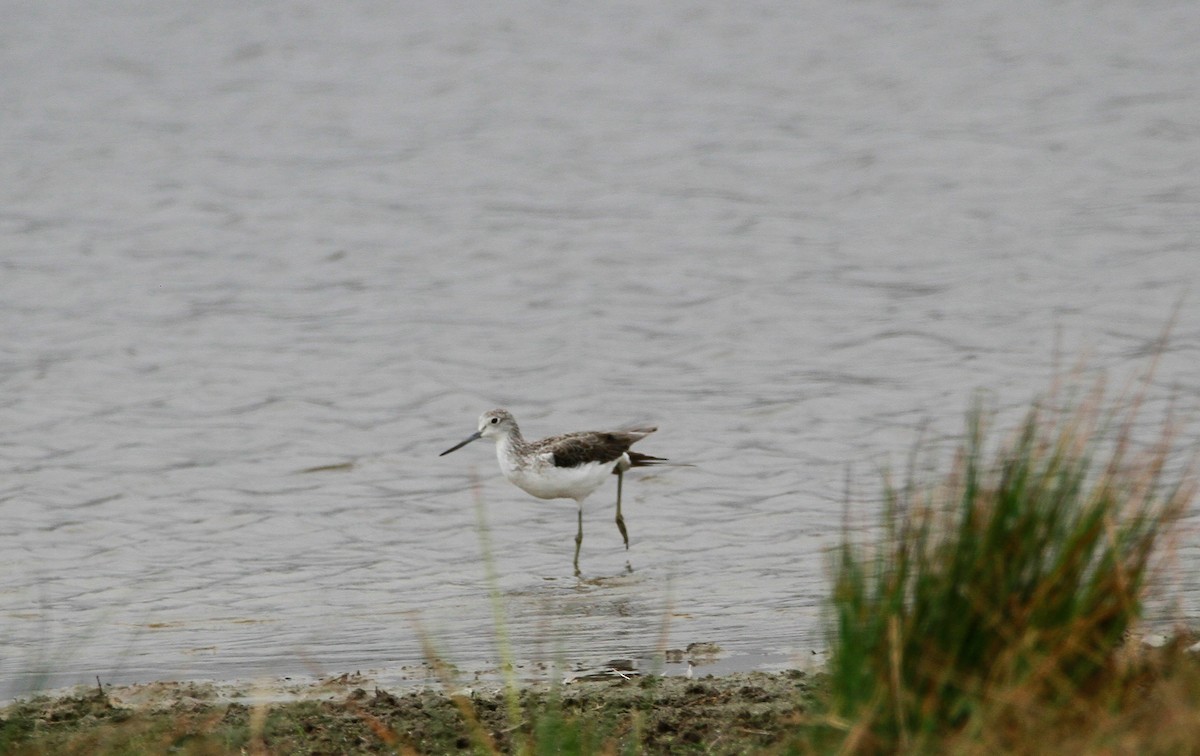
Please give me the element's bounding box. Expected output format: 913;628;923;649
819;381;1194;753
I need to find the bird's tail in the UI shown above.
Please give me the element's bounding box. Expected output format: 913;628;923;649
614;451;691;475
627;451;670;468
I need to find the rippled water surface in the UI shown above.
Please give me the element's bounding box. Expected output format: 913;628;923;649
3;1;1200;698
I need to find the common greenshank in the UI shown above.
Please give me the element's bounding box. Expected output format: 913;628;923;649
439;409;667;575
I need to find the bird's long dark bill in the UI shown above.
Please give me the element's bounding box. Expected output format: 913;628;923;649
439;431;481;456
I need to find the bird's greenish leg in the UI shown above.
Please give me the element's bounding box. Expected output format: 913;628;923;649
574;502;583;577
615;468;629;549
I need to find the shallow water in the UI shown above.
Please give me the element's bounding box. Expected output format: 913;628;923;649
3;0;1199;699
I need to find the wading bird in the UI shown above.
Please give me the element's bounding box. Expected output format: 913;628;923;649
439;409;668;575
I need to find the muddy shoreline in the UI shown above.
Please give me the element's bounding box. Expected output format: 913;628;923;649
1;669;820;753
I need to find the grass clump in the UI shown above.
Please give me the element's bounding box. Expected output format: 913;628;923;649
820;381;1195;753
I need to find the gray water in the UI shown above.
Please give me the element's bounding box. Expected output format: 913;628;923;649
3;0;1199;699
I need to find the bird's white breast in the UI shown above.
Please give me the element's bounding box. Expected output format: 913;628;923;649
495;438;615;501
511;461;614;501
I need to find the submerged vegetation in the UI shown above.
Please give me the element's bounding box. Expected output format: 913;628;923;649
3;373;1197;754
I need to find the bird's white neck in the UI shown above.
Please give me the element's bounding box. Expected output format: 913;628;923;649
494;430;526;475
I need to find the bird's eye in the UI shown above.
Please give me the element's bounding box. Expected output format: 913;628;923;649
490;417;499;424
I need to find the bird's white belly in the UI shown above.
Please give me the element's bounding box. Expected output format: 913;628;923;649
506;461;614;502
